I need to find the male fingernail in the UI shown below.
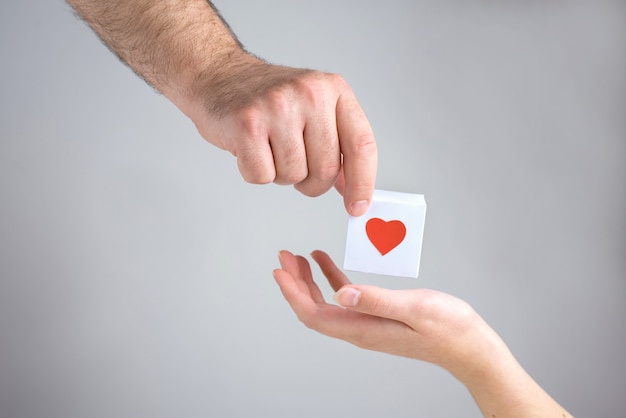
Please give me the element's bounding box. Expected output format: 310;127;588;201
350;200;369;217
334;288;361;307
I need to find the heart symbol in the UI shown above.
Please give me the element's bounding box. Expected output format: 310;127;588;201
365;218;407;256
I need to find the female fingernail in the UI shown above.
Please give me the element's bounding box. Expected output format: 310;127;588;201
334;287;361;307
350;200;369;217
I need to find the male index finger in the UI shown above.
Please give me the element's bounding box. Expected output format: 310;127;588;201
336;90;377;216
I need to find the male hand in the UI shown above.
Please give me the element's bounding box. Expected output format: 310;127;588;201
67;0;376;215
187;59;377;216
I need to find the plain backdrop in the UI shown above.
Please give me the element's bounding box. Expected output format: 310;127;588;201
1;1;625;417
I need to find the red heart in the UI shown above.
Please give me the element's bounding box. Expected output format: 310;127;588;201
365;218;407;256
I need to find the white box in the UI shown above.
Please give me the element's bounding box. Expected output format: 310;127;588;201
343;190;426;278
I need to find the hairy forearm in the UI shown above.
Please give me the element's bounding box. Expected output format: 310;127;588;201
67;0;251;113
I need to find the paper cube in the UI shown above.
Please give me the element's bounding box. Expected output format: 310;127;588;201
344;190;426;278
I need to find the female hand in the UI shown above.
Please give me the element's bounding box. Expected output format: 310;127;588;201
273;250;572;418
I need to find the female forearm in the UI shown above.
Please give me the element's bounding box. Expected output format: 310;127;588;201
450;326;573;418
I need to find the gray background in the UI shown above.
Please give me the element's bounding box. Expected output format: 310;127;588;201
1;1;625;417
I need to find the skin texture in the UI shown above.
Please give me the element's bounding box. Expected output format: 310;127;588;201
66;0;377;216
66;2;570;414
274;250;574;418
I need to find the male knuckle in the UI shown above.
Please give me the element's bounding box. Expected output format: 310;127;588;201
292;71;345;109
328;73;347;89
238;156;274;184
267;89;294;116
295;182;324;198
281;141;304;161
235;107;263;134
277;153;307;184
298;75;329;106
318;162;341;182
243;169;273;185
351;134;377;155
279;170;306;185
